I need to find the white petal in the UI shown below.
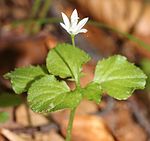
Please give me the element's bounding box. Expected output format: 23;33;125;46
76;17;89;31
78;29;88;34
60;23;68;31
71;9;79;23
71;9;79;29
61;12;70;28
74;29;88;35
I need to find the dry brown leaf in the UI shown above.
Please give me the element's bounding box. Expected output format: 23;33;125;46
15;104;29;127
74;0;143;32
29;110;49;127
85;25;117;56
68;63;95;90
0;0;30;20
18;133;33;141
135;4;150;36
34;130;64;141
0;128;26;141
122;39;150;59
103;102;147;141
0;134;5;141
16;104;49;127
75;100;98;115
0;33;58;89
80;63;94;87
51;99;98;126
61;115;115;141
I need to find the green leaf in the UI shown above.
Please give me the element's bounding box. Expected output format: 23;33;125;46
94;55;147;100
0;93;22;107
28;75;82;113
46;43;91;82
0;112;9;123
82;82;102;103
5;66;47;94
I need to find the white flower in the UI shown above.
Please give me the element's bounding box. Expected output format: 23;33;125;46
60;9;89;36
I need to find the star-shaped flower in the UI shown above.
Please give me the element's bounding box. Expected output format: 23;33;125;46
60;9;89;36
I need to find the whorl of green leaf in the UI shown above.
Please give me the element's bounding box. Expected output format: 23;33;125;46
4;43;147;113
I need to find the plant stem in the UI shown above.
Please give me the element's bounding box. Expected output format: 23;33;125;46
25;0;41;34
65;107;76;141
71;35;75;46
39;0;52;18
71;34;81;86
32;0;52;33
31;0;41;18
71;34;81;87
65;34;79;141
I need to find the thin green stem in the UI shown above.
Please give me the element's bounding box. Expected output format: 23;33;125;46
71;34;81;86
31;0;41;18
64;34;79;141
39;0;52;18
66;108;76;141
71;35;75;47
33;0;51;33
25;0;41;34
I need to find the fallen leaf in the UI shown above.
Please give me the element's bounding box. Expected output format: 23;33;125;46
34;130;64;141
103;102;147;141
0;128;26;141
16;104;49;127
61;115;115;141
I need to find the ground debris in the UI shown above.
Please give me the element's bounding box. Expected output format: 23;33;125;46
101;101;148;141
16;104;49;127
0;128;64;141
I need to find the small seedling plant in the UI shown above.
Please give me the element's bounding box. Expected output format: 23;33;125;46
5;9;147;141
